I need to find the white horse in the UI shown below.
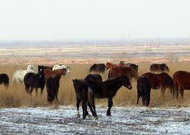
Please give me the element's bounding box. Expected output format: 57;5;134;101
52;64;71;75
12;65;36;83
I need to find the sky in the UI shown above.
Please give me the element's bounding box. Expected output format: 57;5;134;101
0;0;190;40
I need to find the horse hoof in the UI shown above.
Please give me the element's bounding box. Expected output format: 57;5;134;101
94;116;98;120
106;114;111;116
77;114;81;118
87;114;92;117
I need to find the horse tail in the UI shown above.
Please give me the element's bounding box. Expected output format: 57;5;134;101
87;87;94;106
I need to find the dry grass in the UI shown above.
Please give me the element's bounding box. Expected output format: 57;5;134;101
0;62;190;108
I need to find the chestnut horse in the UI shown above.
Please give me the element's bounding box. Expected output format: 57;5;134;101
141;72;173;96
150;63;169;72
44;69;67;103
173;71;190;98
87;75;132;116
108;66;138;80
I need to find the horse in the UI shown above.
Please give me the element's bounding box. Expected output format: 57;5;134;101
73;74;103;119
0;73;9;88
89;63;106;73
108;66;138;80
106;62;120;69
87;75;132;116
24;69;45;95
73;79;98;119
173;71;190;99
84;74;102;83
12;65;36;83
119;61;138;72
137;76;151;106
38;65;53;72
150;63;169;72
141;72;173;97
52;64;71;74
44;69;67;103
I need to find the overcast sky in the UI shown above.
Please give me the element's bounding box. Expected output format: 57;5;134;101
0;0;190;40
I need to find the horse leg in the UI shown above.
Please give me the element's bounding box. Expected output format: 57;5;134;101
82;100;88;119
88;101;98;119
145;91;150;106
35;88;38;96
76;98;81;118
107;97;113;116
180;89;184;99
142;95;145;106
161;88;166;98
40;88;43;96
137;90;141;105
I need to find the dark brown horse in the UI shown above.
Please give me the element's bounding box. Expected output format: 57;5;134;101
44;69;67;103
173;71;190;98
150;63;169;72
24;70;45;95
108;66;138;80
141;72;173;96
73;79;98;119
87;75;132;116
0;73;9;88
137;76;151;106
73;74;102;119
84;74;102;83
89;63;106;73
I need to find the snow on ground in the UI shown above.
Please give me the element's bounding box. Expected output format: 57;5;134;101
0;106;190;134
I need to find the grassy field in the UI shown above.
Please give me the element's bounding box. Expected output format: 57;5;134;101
0;62;190;108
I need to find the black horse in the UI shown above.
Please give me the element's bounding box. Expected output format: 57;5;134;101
0;73;9;88
89;63;106;73
87;75;132;116
24;69;45;95
137;76;151;106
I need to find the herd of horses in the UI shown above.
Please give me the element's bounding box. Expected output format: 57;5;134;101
0;62;190;119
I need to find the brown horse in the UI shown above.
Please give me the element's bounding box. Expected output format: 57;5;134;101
141;72;173;96
87;75;132;116
44;69;67;103
108;66;138;80
173;71;190;98
150;63;169;72
106;62;127;69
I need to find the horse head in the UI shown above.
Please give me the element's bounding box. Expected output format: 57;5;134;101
121;75;132;90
